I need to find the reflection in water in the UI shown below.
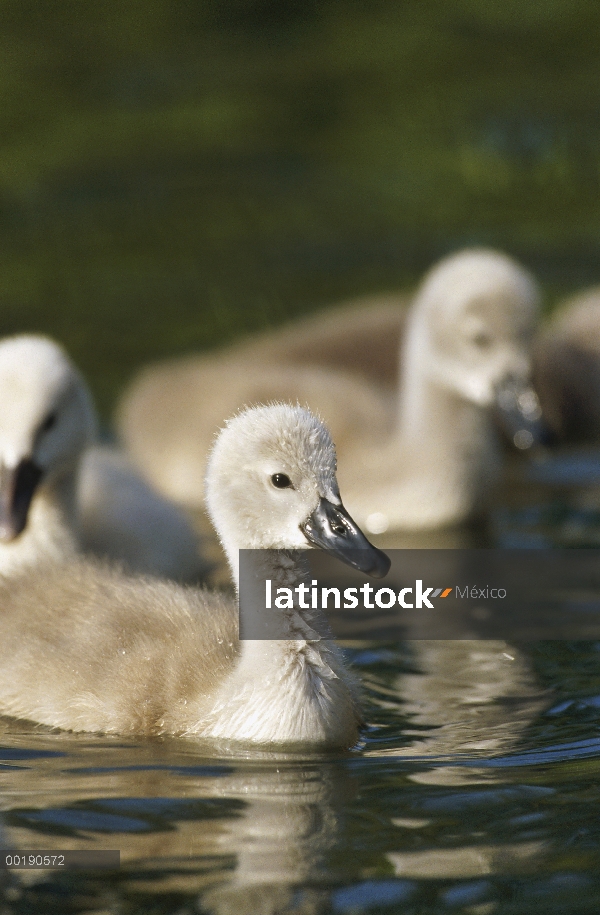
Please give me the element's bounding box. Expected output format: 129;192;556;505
372;639;551;884
0;733;349;912
392;640;548;760
202;765;345;914
0;639;558;911
388;840;544;880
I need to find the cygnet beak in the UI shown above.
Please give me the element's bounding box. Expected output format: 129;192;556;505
0;459;44;542
300;497;391;578
495;377;549;450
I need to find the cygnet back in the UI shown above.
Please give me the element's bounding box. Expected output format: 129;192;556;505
116;248;540;532
533;286;600;441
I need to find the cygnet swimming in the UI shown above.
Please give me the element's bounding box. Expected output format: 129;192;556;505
117;249;540;533
222;249;543;448
533;285;600;442
339;248;541;531
0;404;389;745
210;251;538;400
0;335;206;581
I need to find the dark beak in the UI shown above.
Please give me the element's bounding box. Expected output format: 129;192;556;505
300;497;391;578
495;378;550;450
0;459;44;542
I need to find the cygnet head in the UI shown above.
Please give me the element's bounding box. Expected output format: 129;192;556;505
0;335;97;541
206;403;389;577
408;248;540;409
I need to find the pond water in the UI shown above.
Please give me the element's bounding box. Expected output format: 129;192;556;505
1;451;600;914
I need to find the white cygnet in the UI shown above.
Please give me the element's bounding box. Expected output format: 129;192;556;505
0;335;95;576
0;334;206;581
116;249;540;532
0;404;389;745
533;285;600;442
339;248;540;531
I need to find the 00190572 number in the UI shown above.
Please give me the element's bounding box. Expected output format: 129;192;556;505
0;850;119;870
4;854;65;868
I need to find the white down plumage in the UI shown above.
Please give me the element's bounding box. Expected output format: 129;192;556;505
117;249;540;532
0;404;388;746
0;334;206;580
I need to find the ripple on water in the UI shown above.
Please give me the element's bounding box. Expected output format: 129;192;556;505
2;480;600;910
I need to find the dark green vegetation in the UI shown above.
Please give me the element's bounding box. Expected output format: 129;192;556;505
0;0;598;413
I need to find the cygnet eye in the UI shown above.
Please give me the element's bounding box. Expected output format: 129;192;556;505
40;412;58;434
271;473;293;489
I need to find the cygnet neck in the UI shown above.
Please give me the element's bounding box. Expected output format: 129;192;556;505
340;317;501;531
0;468;79;577
396;365;496;483
206;532;359;746
393;308;500;493
222;530;327;641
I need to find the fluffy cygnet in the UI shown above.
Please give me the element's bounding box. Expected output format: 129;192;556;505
0;335;95;576
0;334;205;581
340;248;541;531
117;249;540;532
0;404;389;745
533;286;600;442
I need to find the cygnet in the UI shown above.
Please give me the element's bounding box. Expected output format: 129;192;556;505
340;248;541;531
0;335;206;581
116;249;540;532
0;404;389;746
533;285;600;442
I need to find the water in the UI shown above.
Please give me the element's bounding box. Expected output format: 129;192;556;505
1;638;600;913
1;453;600;912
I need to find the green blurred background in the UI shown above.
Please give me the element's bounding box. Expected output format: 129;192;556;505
0;0;598;416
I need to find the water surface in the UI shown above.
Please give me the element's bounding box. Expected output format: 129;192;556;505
2;452;600;913
1;635;599;913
